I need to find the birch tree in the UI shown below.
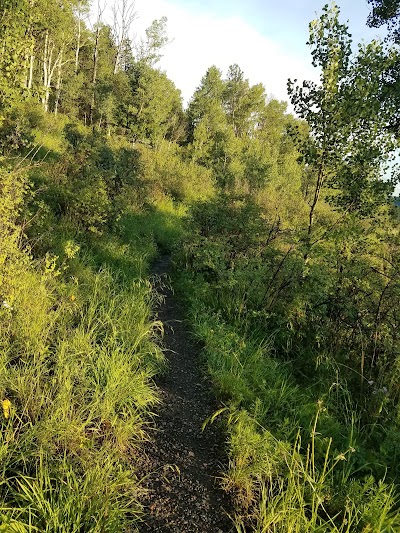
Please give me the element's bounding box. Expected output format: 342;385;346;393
135;16;169;66
90;0;106;123
111;0;136;74
288;3;398;260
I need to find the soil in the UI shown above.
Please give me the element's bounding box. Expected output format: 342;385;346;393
137;255;234;533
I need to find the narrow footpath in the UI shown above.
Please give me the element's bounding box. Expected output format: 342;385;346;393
138;256;233;532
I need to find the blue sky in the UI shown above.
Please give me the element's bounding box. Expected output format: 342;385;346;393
132;0;387;105
160;0;385;46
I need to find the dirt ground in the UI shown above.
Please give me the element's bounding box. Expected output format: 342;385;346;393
137;256;234;533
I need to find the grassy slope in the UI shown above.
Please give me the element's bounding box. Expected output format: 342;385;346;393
0;119;188;531
171;204;400;532
3;109;399;533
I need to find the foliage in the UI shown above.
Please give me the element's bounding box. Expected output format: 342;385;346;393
137;141;215;203
368;0;400;40
0;103;169;530
172;6;400;531
135;17;170;66
0;0;30;111
126;63;185;145
2;0;400;530
0;160;166;530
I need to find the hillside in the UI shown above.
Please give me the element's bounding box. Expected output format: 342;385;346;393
1;1;400;531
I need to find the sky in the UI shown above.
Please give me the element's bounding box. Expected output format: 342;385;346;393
126;0;387;107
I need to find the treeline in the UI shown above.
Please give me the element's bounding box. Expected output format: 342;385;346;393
2;0;400;531
0;0;183;143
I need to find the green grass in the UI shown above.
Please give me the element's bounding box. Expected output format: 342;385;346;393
175;269;400;532
0;161;166;530
119;195;187;255
10;106;400;532
0;255;164;528
0;122;203;530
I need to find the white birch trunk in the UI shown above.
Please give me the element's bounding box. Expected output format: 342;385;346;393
75;15;81;74
90;26;100;124
28;53;34;90
54;47;63;115
42;30;49;108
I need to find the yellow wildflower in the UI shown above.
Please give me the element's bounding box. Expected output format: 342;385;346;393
2;398;11;419
70;295;76;301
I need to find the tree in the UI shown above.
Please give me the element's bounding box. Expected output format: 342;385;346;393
186;66;244;188
127;63;184;145
366;1;400;136
73;0;90;75
288;3;398;258
187;66;226;152
90;2;106;123
368;0;400;40
111;0;136;74
223;64;266;137
135;17;169;66
0;0;31;111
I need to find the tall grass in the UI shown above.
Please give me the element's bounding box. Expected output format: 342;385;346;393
119;193;188;255
0;102;220;531
0;164;165;529
180;290;400;532
233;422;400;532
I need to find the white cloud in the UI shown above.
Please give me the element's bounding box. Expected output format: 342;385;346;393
132;0;317;107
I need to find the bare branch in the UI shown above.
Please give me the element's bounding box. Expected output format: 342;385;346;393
111;0;137;73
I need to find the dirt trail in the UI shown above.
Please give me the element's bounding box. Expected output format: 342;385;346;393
138;255;233;532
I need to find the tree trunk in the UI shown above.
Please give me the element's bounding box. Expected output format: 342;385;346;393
28;52;34;90
90;25;100;124
24;0;36;90
42;30;49;110
54;47;63;115
42;31;62;113
113;48;120;75
75;14;81;74
304;160;325;262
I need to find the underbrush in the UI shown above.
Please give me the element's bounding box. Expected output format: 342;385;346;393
174;193;400;531
118;194;187;256
181;299;400;532
0;160;165;530
0;104;214;529
0;257;164;530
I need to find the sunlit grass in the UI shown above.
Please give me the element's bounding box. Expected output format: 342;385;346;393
178;272;400;531
0;171;165;529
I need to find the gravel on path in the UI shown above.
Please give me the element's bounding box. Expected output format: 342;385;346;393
137;255;234;533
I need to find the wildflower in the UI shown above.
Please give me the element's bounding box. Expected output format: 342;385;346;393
70;294;76;301
2;398;11;419
367;380;374;386
382;386;388;395
335;453;347;461
2;300;13;311
64;240;80;259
